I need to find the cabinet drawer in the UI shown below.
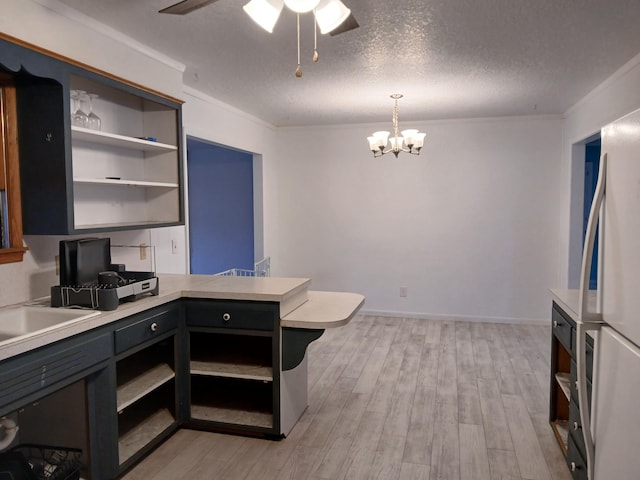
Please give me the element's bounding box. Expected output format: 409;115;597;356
115;305;178;354
569;402;587;461
0;331;111;410
566;433;588;480
185;300;278;331
552;305;573;353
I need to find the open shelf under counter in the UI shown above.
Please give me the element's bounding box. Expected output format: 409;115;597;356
71;126;177;152
117;363;175;413
73;177;179;188
190;404;272;429
190;375;273;429
190;359;272;381
551;419;569;454
118;407;175;465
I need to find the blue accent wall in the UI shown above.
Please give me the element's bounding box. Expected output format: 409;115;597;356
187;139;254;274
584;138;601;289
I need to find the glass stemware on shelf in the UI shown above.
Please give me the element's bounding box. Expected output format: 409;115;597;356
70;90;101;130
86;93;101;131
70;89;88;128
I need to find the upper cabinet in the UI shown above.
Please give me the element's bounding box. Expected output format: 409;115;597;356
0;34;184;235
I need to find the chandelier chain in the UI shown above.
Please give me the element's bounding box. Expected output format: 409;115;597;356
392;99;399;139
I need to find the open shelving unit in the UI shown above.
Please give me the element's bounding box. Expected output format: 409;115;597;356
188;331;275;430
116;338;177;466
12;45;184;235
551;338;571;453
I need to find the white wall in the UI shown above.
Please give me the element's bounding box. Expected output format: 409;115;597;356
559;53;640;289
275;116;563;322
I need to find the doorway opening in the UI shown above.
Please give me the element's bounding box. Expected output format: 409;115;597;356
187;137;256;274
583;137;601;290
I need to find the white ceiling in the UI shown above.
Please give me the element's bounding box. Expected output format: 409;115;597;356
52;0;640;127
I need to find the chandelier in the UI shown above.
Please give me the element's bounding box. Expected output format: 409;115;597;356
367;94;426;158
242;0;352;77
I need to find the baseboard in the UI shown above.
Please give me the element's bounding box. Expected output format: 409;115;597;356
358;308;548;326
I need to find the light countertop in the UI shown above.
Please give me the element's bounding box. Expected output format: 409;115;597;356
549;288;598;322
0;274;364;362
281;291;365;329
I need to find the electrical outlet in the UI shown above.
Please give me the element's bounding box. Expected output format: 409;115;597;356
139;243;147;260
400;286;408;297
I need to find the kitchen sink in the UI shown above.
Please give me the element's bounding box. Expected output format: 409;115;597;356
0;306;100;343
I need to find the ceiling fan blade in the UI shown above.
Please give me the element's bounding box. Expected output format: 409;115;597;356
159;0;221;15
329;13;359;36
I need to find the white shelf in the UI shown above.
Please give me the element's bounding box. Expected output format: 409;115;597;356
118;407;175;465
190;360;272;381
555;372;571;401
74;220;179;230
74;177;179;188
71;126;177;152
190;404;272;429
117;363;176;412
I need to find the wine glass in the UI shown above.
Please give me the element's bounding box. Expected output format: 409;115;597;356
86;93;101;131
71;90;88;128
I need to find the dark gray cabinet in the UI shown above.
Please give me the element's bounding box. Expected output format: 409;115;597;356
0;35;184;235
0;297;303;478
183;299;281;437
550;302;593;480
112;302;181;472
0;328;113;479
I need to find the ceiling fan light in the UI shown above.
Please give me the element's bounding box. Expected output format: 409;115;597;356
284;0;320;13
314;0;351;34
243;0;284;33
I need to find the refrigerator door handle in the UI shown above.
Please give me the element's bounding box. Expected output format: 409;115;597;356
577;152;607;480
579;152;606;323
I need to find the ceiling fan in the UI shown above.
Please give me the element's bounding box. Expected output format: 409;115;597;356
158;0;359;37
159;0;359;76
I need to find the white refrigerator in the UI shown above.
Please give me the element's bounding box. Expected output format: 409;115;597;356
578;107;640;479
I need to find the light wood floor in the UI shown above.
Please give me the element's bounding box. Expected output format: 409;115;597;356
122;315;571;480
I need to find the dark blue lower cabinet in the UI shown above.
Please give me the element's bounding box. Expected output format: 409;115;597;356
112;303;181;474
184;300;282;437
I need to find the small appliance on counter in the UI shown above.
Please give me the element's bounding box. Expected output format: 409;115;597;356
50;238;159;311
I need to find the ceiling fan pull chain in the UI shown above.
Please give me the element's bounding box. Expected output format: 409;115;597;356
295;12;303;77
313;10;319;62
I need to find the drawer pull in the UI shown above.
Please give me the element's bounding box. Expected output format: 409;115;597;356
570;462;578;472
573;421;580;431
553;320;558;328
222;313;231;323
150;322;158;332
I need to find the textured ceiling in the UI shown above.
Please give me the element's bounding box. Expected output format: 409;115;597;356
51;0;640;126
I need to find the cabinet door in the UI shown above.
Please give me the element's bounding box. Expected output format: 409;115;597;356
0;331;111;415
